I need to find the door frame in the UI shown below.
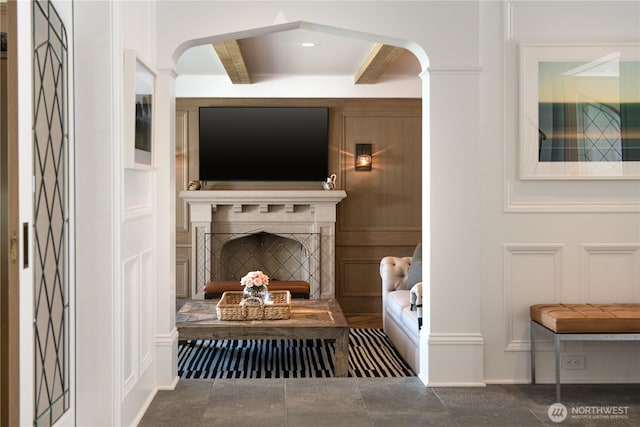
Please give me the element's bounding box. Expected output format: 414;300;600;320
1;1;20;425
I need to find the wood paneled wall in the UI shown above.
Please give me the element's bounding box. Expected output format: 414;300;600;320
175;98;421;314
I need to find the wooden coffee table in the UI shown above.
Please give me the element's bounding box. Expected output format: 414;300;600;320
176;298;350;376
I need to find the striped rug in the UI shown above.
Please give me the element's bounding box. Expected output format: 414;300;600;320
178;328;415;378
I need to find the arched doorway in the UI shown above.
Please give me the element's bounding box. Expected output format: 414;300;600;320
166;20;430;383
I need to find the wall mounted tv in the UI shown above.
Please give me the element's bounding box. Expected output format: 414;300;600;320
198;107;329;181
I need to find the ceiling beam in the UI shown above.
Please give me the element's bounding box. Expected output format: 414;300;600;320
212;40;251;84
353;43;405;84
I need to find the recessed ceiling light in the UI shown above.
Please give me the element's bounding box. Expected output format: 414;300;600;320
301;42;315;47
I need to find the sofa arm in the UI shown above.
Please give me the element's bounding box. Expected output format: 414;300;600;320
380;256;412;294
410;282;423;329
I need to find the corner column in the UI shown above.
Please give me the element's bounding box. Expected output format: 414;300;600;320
154;67;179;389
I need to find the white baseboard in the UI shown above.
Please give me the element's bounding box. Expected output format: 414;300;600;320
428;382;486;387
156;375;180;390
128;388;159;427
426;333;485;386
155;328;179;389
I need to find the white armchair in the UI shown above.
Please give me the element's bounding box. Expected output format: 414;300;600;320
380;250;422;374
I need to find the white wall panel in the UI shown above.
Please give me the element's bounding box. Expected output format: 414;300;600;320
73;0;118;422
581;245;640;302
504;244;563;351
124;169;152;213
120;1;159;425
140;249;154;373
430;70;482;335
122;255;140;398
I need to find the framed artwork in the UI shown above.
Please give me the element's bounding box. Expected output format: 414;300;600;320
520;44;640;179
124;50;156;170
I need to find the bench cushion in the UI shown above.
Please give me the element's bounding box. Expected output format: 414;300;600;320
204;280;310;299
530;303;640;333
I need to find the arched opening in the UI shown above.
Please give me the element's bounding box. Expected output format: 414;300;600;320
170;20;431;382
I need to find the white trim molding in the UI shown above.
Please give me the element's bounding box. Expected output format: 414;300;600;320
581;244;640;302
504;181;640;213
427;333;485;387
154;329;179;389
503;244;564;352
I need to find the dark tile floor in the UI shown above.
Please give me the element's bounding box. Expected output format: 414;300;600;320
139;378;640;426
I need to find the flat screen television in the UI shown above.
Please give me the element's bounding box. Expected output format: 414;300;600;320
198;106;329;181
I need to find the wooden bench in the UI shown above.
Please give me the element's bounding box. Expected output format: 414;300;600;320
204;280;311;299
530;303;640;402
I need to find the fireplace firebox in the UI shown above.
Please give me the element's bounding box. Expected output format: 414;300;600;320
205;231;320;287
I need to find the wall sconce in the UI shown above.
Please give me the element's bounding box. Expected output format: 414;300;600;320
355;143;372;171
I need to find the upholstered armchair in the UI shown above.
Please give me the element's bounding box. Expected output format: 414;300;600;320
380;244;422;373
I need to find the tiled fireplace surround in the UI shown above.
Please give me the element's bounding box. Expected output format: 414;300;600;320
180;190;347;299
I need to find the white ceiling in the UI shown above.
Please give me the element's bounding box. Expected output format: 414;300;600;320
175;28;421;83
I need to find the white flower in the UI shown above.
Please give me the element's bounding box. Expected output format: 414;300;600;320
240;270;270;289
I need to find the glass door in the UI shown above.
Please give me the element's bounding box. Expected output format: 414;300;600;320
32;0;72;425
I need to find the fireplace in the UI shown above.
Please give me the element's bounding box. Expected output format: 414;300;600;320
206;231;321;290
180;190;347;299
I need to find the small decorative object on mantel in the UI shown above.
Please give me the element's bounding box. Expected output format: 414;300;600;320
187;180;201;191
322;173;337;191
240;270;270;303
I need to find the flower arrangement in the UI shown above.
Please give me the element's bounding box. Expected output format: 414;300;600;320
240;270;269;297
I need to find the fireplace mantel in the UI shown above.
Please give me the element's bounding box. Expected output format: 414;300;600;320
180;190;347;219
180;190;348;206
179;190;347;299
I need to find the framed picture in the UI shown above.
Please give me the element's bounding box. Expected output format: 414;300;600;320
124;50;156;170
520;44;640;179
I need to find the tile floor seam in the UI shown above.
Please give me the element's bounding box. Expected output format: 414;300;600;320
283;377;288;427
352;379;374;427
502;384;547;425
427;387;462;427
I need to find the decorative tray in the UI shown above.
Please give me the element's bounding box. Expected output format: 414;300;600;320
216;291;291;321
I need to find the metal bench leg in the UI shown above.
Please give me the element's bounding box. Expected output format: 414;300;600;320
530;320;536;384
555;334;561;402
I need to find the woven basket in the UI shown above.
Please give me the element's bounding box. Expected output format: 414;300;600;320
216;291;291;321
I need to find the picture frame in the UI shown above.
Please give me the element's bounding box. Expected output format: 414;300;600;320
519;44;640;180
124;49;156;170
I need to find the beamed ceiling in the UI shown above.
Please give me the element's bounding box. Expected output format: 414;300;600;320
176;28;421;84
